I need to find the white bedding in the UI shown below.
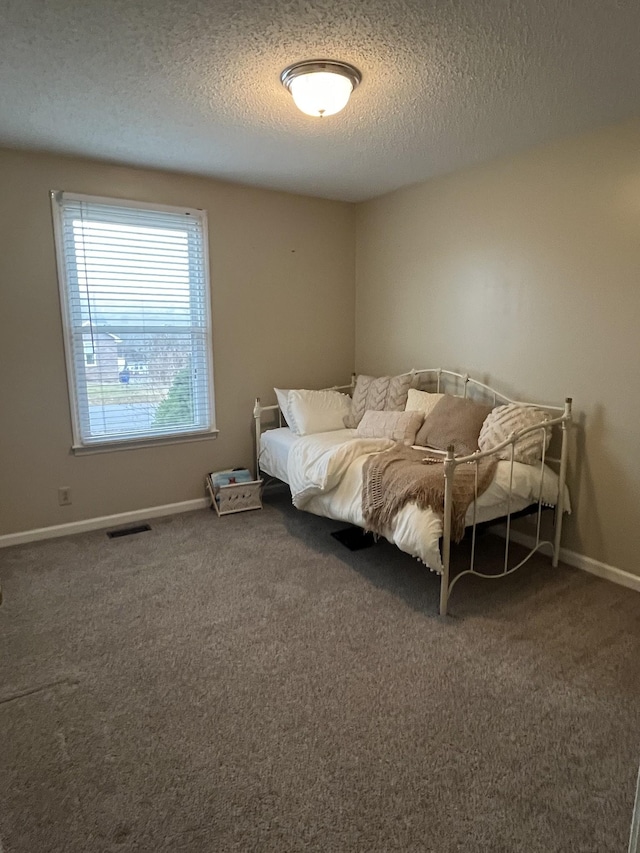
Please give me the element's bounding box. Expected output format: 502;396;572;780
259;427;570;574
259;426;300;483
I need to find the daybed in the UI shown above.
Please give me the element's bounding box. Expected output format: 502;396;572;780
253;369;572;615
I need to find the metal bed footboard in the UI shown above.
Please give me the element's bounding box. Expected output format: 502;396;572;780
438;397;572;616
378;369;572;616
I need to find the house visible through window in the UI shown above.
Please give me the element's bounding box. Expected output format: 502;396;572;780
52;192;216;449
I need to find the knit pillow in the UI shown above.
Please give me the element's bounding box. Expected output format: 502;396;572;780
478;403;551;464
356;410;424;445
344;374;412;429
414;394;493;455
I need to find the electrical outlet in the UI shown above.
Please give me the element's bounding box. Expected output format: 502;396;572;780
58;486;72;506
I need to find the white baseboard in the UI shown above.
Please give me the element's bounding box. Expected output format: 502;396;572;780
0;498;210;549
493;525;640;594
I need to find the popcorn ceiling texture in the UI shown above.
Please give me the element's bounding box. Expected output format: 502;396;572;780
0;0;639;201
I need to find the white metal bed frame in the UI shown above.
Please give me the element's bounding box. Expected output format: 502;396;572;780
253;369;573;616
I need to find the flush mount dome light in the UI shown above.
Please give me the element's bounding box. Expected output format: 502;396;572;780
280;60;362;118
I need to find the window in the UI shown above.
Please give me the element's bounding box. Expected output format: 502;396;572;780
52;192;216;450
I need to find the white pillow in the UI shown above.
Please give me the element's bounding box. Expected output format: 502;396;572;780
478;403;551;464
405;388;445;419
286;389;352;436
274;388;293;424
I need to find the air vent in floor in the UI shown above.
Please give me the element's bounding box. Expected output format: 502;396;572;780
107;524;152;539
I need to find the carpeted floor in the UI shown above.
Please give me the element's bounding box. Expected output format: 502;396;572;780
1;491;639;852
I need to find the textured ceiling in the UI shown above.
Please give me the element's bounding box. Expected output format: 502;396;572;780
1;0;639;202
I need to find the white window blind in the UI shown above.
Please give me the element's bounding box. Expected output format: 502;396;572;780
52;192;215;449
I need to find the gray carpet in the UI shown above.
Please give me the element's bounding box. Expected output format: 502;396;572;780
1;491;639;853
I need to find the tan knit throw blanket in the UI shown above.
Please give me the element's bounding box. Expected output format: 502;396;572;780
362;446;498;543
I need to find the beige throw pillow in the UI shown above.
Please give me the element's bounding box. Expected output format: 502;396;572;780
356;410;424;445
344;374;412;429
414;394;494;455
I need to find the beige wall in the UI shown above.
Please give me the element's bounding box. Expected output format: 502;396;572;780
0;148;355;535
4;121;639;575
355;119;640;576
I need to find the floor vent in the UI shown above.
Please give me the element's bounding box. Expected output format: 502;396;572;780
107;524;152;539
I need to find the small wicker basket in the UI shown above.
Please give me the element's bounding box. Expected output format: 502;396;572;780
206;475;263;516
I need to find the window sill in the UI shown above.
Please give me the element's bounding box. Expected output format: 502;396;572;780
71;429;219;455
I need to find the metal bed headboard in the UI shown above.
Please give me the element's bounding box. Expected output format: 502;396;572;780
401;367;566;412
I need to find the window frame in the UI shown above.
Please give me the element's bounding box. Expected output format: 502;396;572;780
51;190;217;453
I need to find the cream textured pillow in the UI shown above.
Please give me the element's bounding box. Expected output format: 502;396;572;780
405;388;445;419
356;410;424;445
344;374;412;429
286;389;352;437
415;395;493;455
478;404;551;464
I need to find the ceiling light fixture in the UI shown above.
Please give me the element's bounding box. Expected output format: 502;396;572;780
280;60;362;118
